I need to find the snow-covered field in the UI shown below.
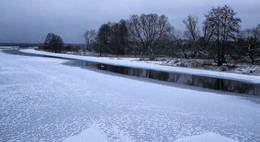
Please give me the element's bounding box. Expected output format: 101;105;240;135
1;48;260;142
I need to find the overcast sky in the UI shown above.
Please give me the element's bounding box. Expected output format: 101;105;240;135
0;0;260;43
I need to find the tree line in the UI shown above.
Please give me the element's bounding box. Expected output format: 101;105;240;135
41;5;260;66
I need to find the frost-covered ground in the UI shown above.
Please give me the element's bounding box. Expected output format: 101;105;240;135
1;48;260;142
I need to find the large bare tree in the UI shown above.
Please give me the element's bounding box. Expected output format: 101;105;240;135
182;15;201;58
128;14;173;59
96;20;129;55
241;24;260;64
84;30;97;51
204;5;241;66
183;15;200;42
43;33;64;53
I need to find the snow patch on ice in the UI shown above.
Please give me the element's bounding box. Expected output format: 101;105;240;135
174;132;239;142
64;125;109;142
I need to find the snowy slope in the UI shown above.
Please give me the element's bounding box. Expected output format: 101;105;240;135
21;49;260;84
1;49;260;142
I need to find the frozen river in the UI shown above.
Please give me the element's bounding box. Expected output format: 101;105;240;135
0;49;260;142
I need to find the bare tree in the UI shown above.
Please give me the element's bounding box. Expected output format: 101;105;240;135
128;14;173;59
240;25;260;64
84;30;97;51
173;30;189;58
96;23;112;56
182;15;201;58
183;15;200;41
204;5;241;66
109;20;129;55
202;21;214;47
42;33;64;53
96;20;129;55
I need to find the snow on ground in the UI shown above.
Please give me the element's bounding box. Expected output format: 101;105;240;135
64;125;109;142
21;49;260;84
1;48;260;142
174;132;239;142
139;58;260;75
0;46;19;50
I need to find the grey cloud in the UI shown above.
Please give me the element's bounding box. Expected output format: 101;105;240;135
0;0;259;43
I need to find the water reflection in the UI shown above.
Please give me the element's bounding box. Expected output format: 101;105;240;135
64;60;260;95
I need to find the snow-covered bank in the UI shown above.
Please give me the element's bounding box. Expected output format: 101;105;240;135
0;46;19;50
1;49;260;141
174;132;239;142
65;131;239;142
21;49;260;84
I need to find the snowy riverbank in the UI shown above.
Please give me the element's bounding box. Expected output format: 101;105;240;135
20;49;260;84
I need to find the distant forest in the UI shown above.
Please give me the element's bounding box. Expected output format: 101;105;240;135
40;5;259;66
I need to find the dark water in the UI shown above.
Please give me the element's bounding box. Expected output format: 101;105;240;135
65;60;260;95
3;50;260;95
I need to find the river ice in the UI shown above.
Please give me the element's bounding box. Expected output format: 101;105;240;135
0;49;260;142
